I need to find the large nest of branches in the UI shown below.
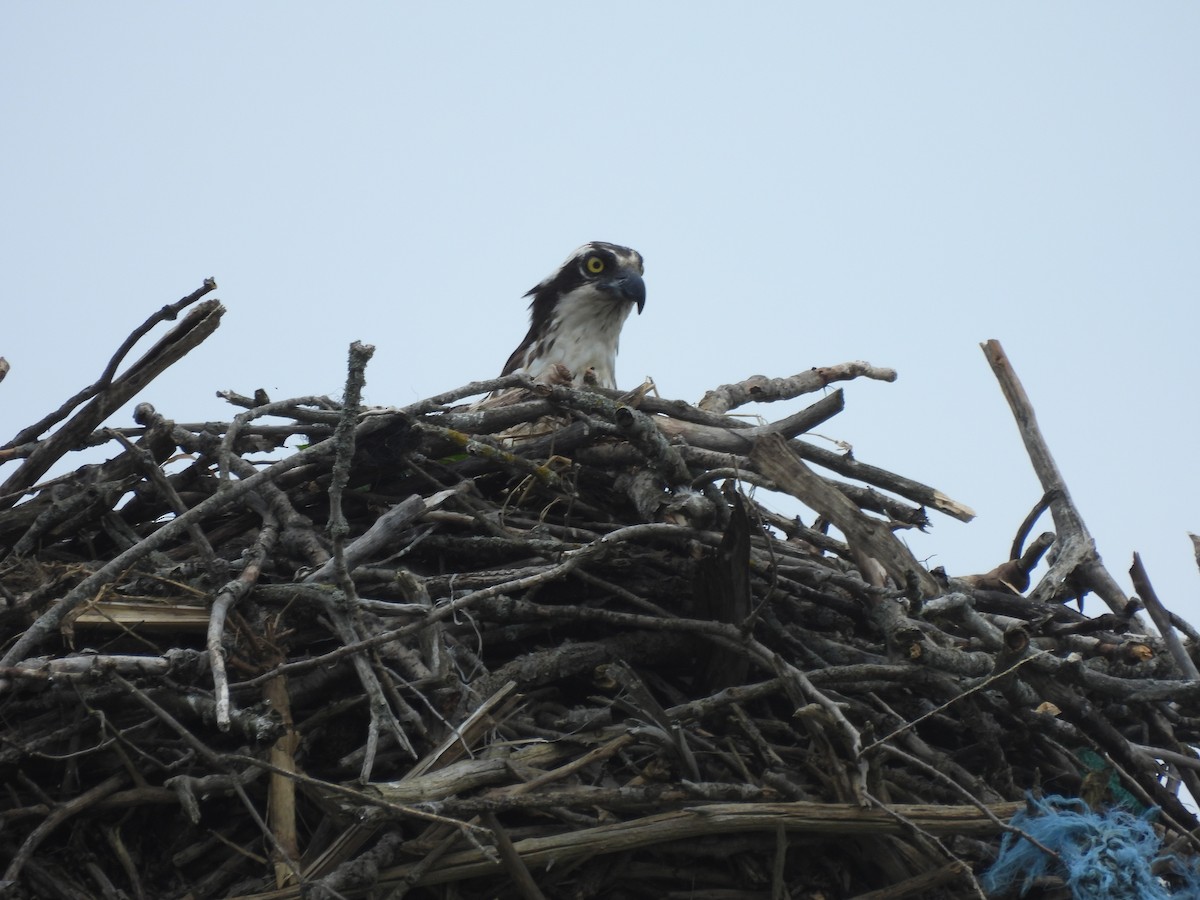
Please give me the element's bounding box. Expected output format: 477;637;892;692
2;282;1200;900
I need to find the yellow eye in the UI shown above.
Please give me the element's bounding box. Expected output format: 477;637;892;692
585;256;605;274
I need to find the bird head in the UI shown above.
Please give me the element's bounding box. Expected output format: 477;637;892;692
526;242;646;317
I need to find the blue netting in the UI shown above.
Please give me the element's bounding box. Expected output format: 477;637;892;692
982;794;1200;899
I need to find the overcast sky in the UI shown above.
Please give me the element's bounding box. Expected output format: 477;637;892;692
3;5;1197;623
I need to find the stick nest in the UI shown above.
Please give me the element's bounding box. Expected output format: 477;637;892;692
1;283;1199;899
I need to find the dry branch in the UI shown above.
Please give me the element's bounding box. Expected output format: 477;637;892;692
981;339;1131;614
698;362;897;413
0;283;222;506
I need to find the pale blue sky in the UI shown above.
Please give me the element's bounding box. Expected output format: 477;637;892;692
3;5;1197;619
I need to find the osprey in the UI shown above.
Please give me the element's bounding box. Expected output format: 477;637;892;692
501;242;645;390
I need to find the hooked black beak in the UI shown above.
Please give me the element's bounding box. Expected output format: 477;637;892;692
603;272;646;314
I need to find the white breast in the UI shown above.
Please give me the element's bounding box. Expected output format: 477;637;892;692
517;286;636;390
